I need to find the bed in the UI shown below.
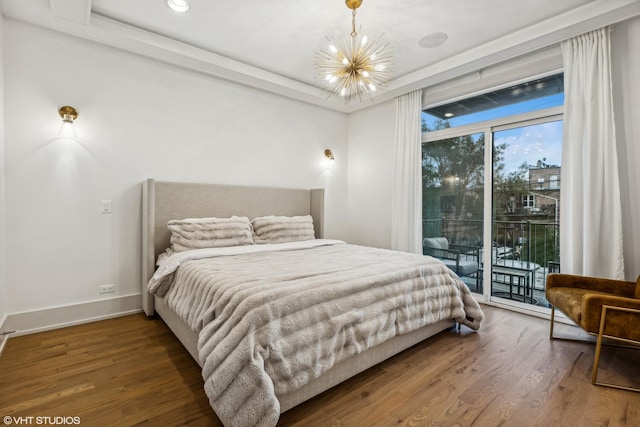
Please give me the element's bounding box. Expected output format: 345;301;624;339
141;179;483;427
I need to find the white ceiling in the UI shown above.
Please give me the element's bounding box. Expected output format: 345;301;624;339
1;0;639;112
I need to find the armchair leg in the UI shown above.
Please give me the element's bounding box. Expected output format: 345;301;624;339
592;305;640;392
592;320;604;385
548;305;597;344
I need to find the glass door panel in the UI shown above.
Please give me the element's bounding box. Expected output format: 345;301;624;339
422;132;484;293
491;120;562;307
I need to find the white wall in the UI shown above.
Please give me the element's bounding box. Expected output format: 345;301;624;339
346;21;640;281
3;20;348;317
346;100;395;249
0;12;6;329
612;16;640;280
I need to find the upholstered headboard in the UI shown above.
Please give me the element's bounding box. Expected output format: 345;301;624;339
141;179;325;316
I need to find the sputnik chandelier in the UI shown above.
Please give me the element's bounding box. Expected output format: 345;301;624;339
314;0;393;100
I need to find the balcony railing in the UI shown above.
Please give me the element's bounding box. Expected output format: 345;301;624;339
423;218;560;268
492;220;559;267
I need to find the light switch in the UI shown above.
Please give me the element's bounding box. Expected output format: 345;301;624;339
102;200;112;214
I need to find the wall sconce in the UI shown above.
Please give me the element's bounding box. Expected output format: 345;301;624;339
324;149;336;170
58;105;78;139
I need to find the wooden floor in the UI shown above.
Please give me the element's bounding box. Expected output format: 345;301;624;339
1;306;638;427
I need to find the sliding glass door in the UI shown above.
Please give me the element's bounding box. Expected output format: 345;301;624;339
422;73;564;310
422;132;484;293
491;119;562;307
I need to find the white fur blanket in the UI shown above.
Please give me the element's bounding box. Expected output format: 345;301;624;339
151;242;483;427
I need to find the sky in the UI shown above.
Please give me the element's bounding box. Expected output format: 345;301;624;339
495;120;563;174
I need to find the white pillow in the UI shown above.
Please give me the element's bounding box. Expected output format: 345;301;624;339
251;215;315;244
168;216;254;253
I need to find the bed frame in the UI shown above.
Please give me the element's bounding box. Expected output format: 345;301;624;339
141;178;454;413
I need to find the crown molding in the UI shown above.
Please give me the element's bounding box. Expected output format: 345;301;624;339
52;13;354;113
20;0;640;113
370;0;640;108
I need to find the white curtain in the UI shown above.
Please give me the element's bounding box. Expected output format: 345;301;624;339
560;27;625;279
391;89;423;253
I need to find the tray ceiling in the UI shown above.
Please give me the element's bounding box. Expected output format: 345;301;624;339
1;0;638;112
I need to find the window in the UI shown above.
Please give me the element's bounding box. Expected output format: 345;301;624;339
522;194;535;208
422;73;563;312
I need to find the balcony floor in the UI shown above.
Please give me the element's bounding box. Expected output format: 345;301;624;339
461;267;552;307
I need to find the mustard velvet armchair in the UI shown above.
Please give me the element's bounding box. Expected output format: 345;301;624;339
546;273;640;392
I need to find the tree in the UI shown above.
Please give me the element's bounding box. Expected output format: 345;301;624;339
421;118;511;244
422;133;485;219
493;161;529;220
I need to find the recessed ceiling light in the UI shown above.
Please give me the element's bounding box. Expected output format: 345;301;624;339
418;32;448;49
444;112;455;118
167;0;190;13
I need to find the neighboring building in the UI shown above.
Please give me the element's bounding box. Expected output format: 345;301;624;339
501;163;560;220
527;164;560;221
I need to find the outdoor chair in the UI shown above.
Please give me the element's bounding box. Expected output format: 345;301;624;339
423;237;480;287
546;273;640;392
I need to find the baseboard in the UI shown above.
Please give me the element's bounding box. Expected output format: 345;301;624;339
1;294;142;339
0;314;8;356
479;298;577;326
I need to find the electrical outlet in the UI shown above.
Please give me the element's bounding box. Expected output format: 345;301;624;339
99;284;115;294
